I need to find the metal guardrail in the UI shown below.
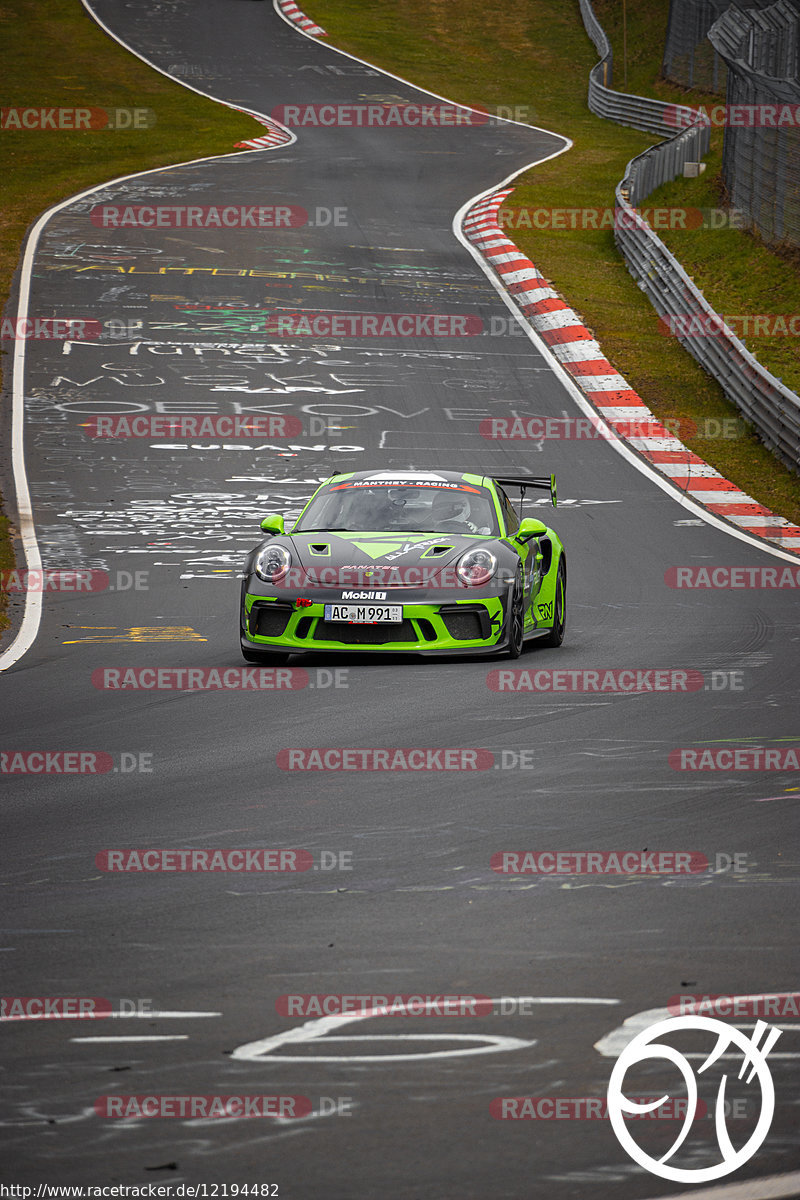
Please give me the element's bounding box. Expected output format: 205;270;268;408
576;0;800;474
613;203;800;472
580;0;702;138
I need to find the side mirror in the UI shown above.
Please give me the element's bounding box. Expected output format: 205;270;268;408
516;518;548;542
260;514;286;536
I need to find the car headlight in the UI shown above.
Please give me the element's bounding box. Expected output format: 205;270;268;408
254;543;291;583
456;547;497;586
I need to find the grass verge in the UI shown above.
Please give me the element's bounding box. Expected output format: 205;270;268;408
308;0;800;526
0;0;265;632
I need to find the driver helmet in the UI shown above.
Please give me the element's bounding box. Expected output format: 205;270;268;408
431;495;471;524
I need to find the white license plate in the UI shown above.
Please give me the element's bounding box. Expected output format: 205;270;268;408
324;604;402;624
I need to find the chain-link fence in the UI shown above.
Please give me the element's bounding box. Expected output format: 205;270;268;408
661;0;781;91
708;0;800;249
663;0;733;91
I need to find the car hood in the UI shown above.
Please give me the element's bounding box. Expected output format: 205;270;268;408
288;530;479;584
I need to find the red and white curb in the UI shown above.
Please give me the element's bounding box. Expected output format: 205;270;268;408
233;110;294;151
464;190;800;556
276;0;327;38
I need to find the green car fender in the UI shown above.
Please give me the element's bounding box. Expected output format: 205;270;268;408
532;537;566;628
510;519;565;629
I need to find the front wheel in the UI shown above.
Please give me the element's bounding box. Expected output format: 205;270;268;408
506;570;525;659
543;561;566;647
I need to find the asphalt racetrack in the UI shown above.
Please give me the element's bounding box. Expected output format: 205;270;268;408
1;1;798;1196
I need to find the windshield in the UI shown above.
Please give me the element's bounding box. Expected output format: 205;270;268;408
294;480;499;536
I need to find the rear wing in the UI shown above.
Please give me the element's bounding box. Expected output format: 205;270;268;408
492;473;557;512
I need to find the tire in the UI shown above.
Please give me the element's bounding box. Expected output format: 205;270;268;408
544;560;566;647
242;647;291;665
506;570;525;659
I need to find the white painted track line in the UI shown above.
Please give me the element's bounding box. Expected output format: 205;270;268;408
71;1035;190;1042
642;1168;800;1200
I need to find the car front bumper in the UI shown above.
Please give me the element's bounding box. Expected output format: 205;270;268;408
241;586;511;656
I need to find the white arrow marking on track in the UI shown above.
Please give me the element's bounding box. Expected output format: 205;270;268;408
595;1000;800;1059
233;996;619;1062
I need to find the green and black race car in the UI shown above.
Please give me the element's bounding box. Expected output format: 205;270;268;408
239;468;566;662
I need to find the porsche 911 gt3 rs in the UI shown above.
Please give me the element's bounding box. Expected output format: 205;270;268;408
239;468;566;661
